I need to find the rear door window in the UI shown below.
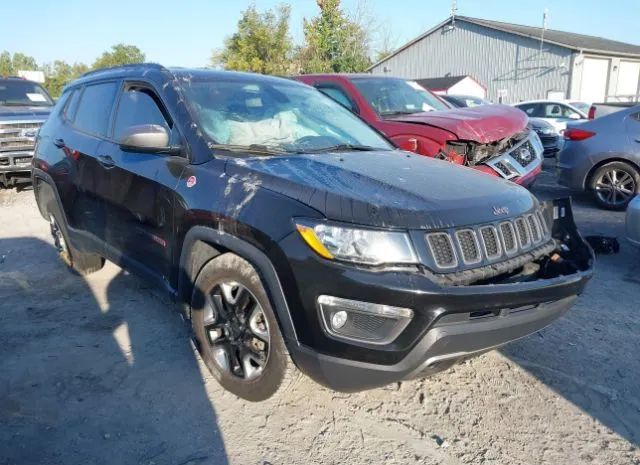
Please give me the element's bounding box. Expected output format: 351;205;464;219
518;103;541;117
63;88;82;122
73;82;118;137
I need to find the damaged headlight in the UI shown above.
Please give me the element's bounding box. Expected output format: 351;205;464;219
295;220;418;266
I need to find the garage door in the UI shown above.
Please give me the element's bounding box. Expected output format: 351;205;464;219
580;57;609;103
616;60;640;101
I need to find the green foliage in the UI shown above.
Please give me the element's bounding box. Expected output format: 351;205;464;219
0;51;39;76
299;0;371;73
213;4;294;75
92;44;145;70
42;61;89;97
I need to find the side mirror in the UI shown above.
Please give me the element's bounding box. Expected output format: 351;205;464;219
119;124;181;155
568;113;581;120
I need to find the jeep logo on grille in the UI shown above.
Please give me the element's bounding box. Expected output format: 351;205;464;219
493;206;510;216
21;129;37;139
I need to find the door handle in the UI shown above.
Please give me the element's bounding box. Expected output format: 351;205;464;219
635;138;640;143
53;138;65;148
97;155;116;169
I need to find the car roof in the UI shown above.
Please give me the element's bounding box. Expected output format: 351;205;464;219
298;73;407;81
68;63;308;90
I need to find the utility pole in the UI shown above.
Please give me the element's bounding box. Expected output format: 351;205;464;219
451;0;457;26
538;8;548;98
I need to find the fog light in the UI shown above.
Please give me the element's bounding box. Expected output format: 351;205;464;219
331;310;348;329
317;295;413;345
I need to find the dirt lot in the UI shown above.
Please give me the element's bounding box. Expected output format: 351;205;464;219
1;167;639;465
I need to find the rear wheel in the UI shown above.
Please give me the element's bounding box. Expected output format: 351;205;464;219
48;208;105;275
590;161;639;210
191;253;297;401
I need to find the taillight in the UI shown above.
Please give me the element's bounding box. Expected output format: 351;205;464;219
588;106;596;119
564;128;596;141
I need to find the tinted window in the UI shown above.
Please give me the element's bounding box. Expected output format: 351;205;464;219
114;88;170;140
517;103;540;116
74;82;118;137
0;80;53;106
317;86;355;112
63;88;82;122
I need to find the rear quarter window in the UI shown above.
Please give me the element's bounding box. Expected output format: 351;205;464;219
62;88;82;122
73;82;118;137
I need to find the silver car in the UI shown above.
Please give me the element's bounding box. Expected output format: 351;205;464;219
626;195;640;246
557;105;640;210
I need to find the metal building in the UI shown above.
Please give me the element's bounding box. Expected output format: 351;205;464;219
368;16;640;104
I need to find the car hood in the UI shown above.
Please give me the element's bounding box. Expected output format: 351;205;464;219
388;105;528;144
0;105;52;120
223;151;536;229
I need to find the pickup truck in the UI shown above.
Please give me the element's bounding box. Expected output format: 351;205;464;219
295;74;543;187
0;77;54;187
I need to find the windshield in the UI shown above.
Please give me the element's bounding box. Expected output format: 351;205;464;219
351;77;449;116
0;80;54;107
179;77;393;155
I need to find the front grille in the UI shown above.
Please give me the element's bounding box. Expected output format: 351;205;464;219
515;217;531;248
455;229;481;265
426;233;457;268
527;214;541;243
14;156;33;166
425;208;552;272
511;140;536;167
479;226;501;259
0;121;43;153
500;222;517;254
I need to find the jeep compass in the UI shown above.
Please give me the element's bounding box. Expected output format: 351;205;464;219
32;64;593;401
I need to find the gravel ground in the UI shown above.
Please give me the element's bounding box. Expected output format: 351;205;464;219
1;166;639;465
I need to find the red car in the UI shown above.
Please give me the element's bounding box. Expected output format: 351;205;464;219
295;74;543;187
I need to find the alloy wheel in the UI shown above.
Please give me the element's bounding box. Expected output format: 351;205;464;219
50;215;71;267
595;168;636;207
202;281;270;380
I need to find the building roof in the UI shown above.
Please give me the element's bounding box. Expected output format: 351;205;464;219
460;16;640;57
369;16;640;71
416;75;468;91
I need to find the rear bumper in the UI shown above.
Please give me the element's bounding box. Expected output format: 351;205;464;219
292;295;578;391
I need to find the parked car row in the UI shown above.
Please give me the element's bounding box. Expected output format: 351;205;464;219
31;64;594;400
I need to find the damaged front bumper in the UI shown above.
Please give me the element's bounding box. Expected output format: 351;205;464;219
281;198;594;392
484;131;544;186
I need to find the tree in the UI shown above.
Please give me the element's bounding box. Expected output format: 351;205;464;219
0;51;39;76
299;0;372;73
42;60;89;97
213;4;294;75
92;44;145;69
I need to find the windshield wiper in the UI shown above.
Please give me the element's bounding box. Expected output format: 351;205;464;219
209;143;291;155
303;144;381;153
380;110;422;116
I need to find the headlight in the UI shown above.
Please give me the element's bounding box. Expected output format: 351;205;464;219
295;220;418;265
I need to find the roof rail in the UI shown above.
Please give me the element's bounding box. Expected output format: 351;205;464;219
80;62;167;78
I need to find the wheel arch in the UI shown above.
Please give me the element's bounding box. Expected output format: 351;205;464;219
178;226;298;344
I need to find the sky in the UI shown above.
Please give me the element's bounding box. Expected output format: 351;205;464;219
2;0;639;68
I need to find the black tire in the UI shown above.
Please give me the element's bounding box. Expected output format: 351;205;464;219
589;161;640;210
191;253;297;401
47;202;105;275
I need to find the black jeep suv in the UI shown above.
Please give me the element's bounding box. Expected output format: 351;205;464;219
32;64;593;401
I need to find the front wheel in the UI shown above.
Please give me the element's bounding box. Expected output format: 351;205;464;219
191;253;297;401
590;161;639;210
